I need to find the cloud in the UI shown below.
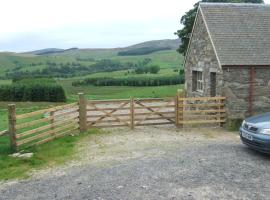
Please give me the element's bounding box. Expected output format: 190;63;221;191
1;0;269;51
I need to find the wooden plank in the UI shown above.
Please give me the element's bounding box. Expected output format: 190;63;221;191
17;122;79;146
178;96;226;101
16;102;78;120
78;93;87;132
136;122;173;126
17;116;79;139
8;104;17;151
183;114;226;120
130;97;134;129
135;98;174;103
16;116;54;129
87;107;130;111
134;116;175;121
87;104;174;111
87;119;130;124
179;109;226;114
179;103;225;108
90;124;127;128
0;130;8;136
87;112;174;119
135;111;174;116
87;99;130;104
178;119;226;124
87;113;130;118
177;89;184;128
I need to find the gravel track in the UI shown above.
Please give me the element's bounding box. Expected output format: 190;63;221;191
1;126;270;200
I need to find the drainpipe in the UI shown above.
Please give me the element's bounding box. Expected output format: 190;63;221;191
248;67;255;116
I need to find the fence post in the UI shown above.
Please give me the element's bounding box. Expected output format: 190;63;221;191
130;97;134;130
8;104;17;152
176;89;184;128
78;93;87;133
50;111;55;136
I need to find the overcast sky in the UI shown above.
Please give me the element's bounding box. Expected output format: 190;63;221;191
1;0;270;52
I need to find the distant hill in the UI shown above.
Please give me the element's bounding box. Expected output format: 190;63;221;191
27;48;79;55
124;39;180;51
117;39;181;56
0;39;183;78
23;39;180;56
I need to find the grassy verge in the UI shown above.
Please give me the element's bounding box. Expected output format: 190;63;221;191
0;129;101;181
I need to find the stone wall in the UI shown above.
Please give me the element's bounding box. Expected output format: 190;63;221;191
223;67;270;119
184;10;223;97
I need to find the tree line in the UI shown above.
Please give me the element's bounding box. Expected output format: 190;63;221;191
0;78;66;102
5;59;137;79
72;75;184;87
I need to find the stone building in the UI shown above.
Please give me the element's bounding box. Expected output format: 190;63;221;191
184;3;270;120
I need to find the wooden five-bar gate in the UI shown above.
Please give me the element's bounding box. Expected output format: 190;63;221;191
2;91;226;151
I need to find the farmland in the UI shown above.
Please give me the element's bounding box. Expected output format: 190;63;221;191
0;39;184;131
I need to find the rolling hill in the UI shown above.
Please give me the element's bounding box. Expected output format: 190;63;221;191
0;39;183;79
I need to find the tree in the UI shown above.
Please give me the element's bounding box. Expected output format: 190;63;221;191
149;65;160;74
175;0;264;55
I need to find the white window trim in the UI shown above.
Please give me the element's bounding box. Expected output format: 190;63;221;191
196;71;203;92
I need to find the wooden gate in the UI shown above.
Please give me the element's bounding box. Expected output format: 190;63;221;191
86;95;226;129
87;99;131;128
133;98;175;127
86;97;176;129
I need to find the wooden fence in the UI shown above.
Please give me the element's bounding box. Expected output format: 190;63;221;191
176;96;226;126
5;91;226;151
7;102;79;151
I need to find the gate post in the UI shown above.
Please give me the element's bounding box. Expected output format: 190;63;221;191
130;97;135;130
8;104;17;152
175;89;184;128
78;93;87;133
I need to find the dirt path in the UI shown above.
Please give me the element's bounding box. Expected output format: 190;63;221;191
1;126;270;199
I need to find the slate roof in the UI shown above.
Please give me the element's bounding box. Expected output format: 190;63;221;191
199;3;270;66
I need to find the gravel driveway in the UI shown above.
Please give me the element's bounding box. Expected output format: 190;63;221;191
1;126;270;200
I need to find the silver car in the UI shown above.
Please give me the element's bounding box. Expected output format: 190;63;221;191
239;112;270;154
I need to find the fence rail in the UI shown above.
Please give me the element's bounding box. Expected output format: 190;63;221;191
5;91;226;151
176;95;226;126
7;102;79;151
0;130;8;136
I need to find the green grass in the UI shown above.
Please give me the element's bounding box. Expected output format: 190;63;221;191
59;78;183;101
0;129;102;180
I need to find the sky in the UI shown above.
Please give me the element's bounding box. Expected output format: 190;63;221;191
1;0;269;52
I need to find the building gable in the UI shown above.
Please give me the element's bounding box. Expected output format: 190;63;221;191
185;9;221;97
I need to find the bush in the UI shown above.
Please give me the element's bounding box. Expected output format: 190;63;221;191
0;78;66;102
179;69;184;75
72;75;184;87
149;65;160;74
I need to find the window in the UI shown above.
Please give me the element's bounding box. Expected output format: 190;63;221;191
192;71;203;92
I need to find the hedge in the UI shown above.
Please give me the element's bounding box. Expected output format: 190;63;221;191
72;75;184;87
0;79;66;102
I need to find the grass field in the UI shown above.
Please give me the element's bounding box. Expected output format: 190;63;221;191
59;78;183;101
0;49;183;76
0;129;102;180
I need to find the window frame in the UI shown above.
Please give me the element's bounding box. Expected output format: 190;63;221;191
196;71;203;92
192;70;203;92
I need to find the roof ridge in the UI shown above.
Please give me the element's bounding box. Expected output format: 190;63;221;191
199;2;270;7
